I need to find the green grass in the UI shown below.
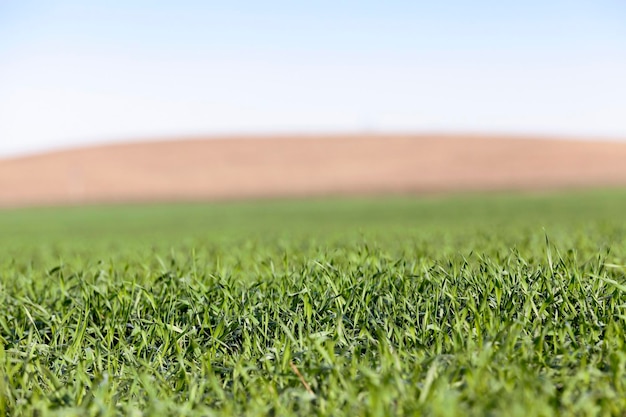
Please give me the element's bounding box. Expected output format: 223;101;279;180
2;190;626;416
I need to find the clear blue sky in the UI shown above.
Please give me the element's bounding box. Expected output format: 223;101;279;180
1;0;625;156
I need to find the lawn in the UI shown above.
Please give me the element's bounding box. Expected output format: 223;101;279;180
2;190;626;416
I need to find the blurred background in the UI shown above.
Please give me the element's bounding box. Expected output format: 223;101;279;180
1;1;626;206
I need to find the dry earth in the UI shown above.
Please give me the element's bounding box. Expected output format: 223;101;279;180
2;134;626;207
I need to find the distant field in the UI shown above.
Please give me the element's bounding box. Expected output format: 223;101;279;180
4;134;626;207
2;191;626;415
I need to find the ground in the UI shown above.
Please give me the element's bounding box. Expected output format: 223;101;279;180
3;137;626;415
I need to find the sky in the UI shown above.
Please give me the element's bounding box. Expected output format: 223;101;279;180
1;1;625;157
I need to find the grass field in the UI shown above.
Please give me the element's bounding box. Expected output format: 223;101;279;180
2;190;626;416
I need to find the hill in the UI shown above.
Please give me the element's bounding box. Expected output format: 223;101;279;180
2;134;626;206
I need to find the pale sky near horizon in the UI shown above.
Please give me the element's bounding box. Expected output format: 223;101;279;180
1;1;625;157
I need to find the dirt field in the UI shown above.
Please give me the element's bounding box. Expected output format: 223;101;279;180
2;134;626;207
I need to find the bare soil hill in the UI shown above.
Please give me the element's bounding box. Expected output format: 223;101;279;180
2;134;626;207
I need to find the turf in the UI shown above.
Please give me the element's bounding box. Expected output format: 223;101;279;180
2;190;626;416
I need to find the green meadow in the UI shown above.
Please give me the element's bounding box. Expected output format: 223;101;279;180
2;190;626;416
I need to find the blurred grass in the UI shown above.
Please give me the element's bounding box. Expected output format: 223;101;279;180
2;189;626;263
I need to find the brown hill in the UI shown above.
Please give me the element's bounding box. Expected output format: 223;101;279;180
2;134;626;207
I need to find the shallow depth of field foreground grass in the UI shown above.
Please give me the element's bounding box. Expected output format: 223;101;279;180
3;190;626;416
